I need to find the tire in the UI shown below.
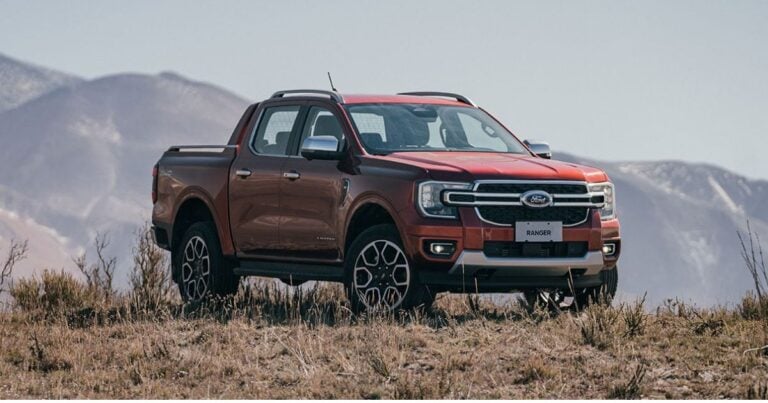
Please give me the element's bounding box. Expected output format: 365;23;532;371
523;266;619;311
574;265;618;308
173;221;239;303
344;224;427;313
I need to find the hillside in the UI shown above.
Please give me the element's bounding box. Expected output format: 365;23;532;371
0;52;765;306
0;68;250;279
556;154;768;306
0;53;81;113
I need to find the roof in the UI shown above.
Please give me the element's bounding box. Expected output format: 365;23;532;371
341;94;472;107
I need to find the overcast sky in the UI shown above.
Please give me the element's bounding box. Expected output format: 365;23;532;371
1;0;766;179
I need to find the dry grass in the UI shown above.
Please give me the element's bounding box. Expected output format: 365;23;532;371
0;225;767;398
0;283;767;399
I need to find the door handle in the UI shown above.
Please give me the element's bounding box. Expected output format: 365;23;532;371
235;169;252;178
283;171;300;180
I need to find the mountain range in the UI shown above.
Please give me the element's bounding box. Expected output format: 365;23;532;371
0;52;763;306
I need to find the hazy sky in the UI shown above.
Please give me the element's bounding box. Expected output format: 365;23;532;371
2;0;767;179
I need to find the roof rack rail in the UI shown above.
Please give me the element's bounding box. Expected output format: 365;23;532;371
271;89;344;103
397;91;476;107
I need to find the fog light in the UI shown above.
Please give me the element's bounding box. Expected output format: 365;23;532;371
602;243;616;256
428;241;456;256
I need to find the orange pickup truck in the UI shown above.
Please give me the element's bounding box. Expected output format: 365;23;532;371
152;90;620;312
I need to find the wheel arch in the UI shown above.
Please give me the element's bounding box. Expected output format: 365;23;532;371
171;191;225;254
343;195;407;257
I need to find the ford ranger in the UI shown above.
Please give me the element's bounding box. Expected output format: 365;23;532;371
151;90;621;312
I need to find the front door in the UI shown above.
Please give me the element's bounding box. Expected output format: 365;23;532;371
278;105;347;260
229;104;302;258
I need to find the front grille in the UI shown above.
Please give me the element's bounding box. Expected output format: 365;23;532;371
475;183;587;194
477;206;589;226
462;181;595;227
484;241;588;258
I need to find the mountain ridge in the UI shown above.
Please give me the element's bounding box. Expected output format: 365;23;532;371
0;53;763;305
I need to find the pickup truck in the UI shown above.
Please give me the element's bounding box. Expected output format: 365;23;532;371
152;90;621;312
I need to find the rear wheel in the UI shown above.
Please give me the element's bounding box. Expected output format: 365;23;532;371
344;224;429;313
173;221;239;303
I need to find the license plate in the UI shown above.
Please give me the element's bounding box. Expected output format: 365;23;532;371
515;221;563;242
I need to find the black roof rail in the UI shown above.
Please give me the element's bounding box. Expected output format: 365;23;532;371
271;89;344;103
397;91;476;107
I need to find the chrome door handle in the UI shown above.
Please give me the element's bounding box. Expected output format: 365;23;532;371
235;169;252;178
283;171;300;180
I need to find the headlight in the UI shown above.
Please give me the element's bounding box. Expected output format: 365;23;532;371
417;181;472;219
588;182;616;220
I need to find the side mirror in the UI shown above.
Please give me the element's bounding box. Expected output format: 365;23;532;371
524;140;551;159
300;136;344;160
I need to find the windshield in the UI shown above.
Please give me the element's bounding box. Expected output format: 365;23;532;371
344;103;529;155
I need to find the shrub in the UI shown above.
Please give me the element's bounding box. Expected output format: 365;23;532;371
577;302;619;349
128;224;173;314
737;221;767;320
0;239;28;296
10;270;94;313
73;233;117;303
623;294;647;337
608;363;647;399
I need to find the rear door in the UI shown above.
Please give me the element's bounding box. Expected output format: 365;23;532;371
229;103;304;257
278;103;348;260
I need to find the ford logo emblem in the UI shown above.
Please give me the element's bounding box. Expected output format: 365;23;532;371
521;190;553;208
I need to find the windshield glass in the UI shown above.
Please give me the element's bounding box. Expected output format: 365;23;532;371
344;103;529;155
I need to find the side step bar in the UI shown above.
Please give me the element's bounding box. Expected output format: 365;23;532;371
234;260;344;282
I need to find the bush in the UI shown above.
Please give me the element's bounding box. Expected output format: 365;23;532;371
128;224;173;314
0;239;28;297
577;302;619;349
10;270;94;313
737;221;768;320
73;233;117;303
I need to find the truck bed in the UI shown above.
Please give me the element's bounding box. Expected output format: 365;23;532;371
152;145;237;254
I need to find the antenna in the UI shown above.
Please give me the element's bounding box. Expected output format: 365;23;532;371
327;72;338;92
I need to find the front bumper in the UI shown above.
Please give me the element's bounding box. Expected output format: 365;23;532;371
448;250;605;276
400;207;620;291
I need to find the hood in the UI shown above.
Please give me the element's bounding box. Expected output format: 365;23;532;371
377;152;609;183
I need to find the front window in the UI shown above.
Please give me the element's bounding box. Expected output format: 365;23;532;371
345;104;529;155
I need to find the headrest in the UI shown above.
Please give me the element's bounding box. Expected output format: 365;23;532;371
361;132;384;149
314;115;342;139
274;131;291;145
403;120;429;146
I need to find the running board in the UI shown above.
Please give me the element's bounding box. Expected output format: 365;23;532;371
234;260;344;282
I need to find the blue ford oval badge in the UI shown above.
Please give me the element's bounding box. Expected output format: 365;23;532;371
521;190;553;208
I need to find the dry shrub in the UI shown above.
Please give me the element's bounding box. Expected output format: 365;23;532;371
608;362;647;399
129;224;173;314
739;292;768;321
738;221;768;320
577;302;619;349
73;232;117;303
0;239;28;296
622;293;647;337
657;298;693;319
10;270;94;313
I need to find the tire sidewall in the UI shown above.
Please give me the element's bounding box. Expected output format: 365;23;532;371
344;224;420;313
173;221;237;302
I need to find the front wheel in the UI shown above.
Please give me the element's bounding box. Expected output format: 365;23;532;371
344;224;429;313
173;221;239;303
